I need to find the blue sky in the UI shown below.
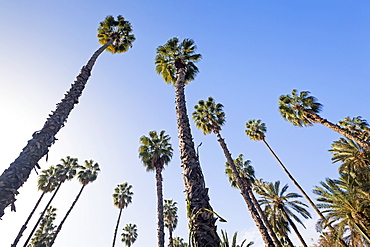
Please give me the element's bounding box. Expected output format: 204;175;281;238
0;1;369;246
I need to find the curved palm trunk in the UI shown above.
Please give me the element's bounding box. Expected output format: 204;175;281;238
12;187;49;247
112;208;123;247
306;111;370;150
215;131;274;247
0;41;113;218
174;67;220;247
23;181;63;247
281;209;307;247
155;167;165;247
48;184;86;246
246;184;281;247
262;139;348;247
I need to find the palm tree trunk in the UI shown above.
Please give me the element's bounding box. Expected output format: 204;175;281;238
0;40;113;218
168;225;174;247
156;167;165;247
112;208;123;247
23;181;63;247
246;184;281;247
48;184;86;246
306;112;370;150
174;67;220;247
282;209;307;247
215;131;274;247
12;188;48;247
262;139;348;247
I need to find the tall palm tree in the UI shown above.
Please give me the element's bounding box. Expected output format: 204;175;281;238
164;199;178;247
245;119;348;246
225;155;281;247
121;223;138;247
255;181;311;247
139;130;173;247
220;230;254;247
278;89;370;149
27;206;57;247
112;183;134;247
0;15;135;218
155;38;220;247
23;157;78;247
313;176;370;245
192;97;274;247
48;160;100;246
12;166;58;247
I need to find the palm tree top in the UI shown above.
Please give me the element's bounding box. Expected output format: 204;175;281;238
279;89;322;127
97;15;135;54
245;119;266;141
77;160;100;186
139;130;173;171
192;96;225;135
225;154;255;189
155;37;202;84
338;116;370;140
113;182;133;209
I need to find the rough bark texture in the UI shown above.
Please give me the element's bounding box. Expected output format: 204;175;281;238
0;41;112;218
263;139;348;247
112;208;123;247
48;185;86;246
174;68;220;247
156;167;165;247
23;181;63;247
306;111;370;150
215;131;274;247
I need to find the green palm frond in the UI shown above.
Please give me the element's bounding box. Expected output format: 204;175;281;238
245;119;266;141
192;97;225;135
77;160;100;186
113;182;133;209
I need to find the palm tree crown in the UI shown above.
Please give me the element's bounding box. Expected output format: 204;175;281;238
139;130;173;171
77;160;100;185
113;183;133;210
245;119;266;141
279;89;322;127
155;37;202;84
121;223;138;247
164;199;178;230
225;154;255;189
97;15;135;54
192;97;225;135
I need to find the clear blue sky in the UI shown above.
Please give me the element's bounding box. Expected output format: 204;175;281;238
0;1;369;246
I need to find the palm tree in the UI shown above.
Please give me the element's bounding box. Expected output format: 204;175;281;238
172;237;188;247
192;97;274;247
112;183;134;247
313;176;370;245
139;130;173;247
220;230;254;247
278;89;370;149
27;206;57;247
245;119;348;246
155;38;220;247
48;160;100;246
12;166;58;247
121;223;138;247
0;15;135;218
225;155;281;247
23;157;78;247
164;199;178;247
255;181;311;247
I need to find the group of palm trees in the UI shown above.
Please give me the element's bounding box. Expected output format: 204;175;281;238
0;14;369;246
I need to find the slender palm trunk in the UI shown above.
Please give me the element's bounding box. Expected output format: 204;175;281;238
0;41;113;218
305;111;370;150
12;187;48;247
23;181;63;247
112;208;123;247
174;67;220;247
48;184;86;246
215;131;274;247
168;225;174;247
281;209;307;247
262;139;348;247
246;184;281;247
155;167;165;247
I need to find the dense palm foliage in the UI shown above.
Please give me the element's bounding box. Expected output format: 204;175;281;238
255;181;311;247
121;223;138;247
27;206;57;247
112;183;134;247
164;199;178;247
0;15;135;218
156;38;220;247
193;97;275;247
139;130;173;247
